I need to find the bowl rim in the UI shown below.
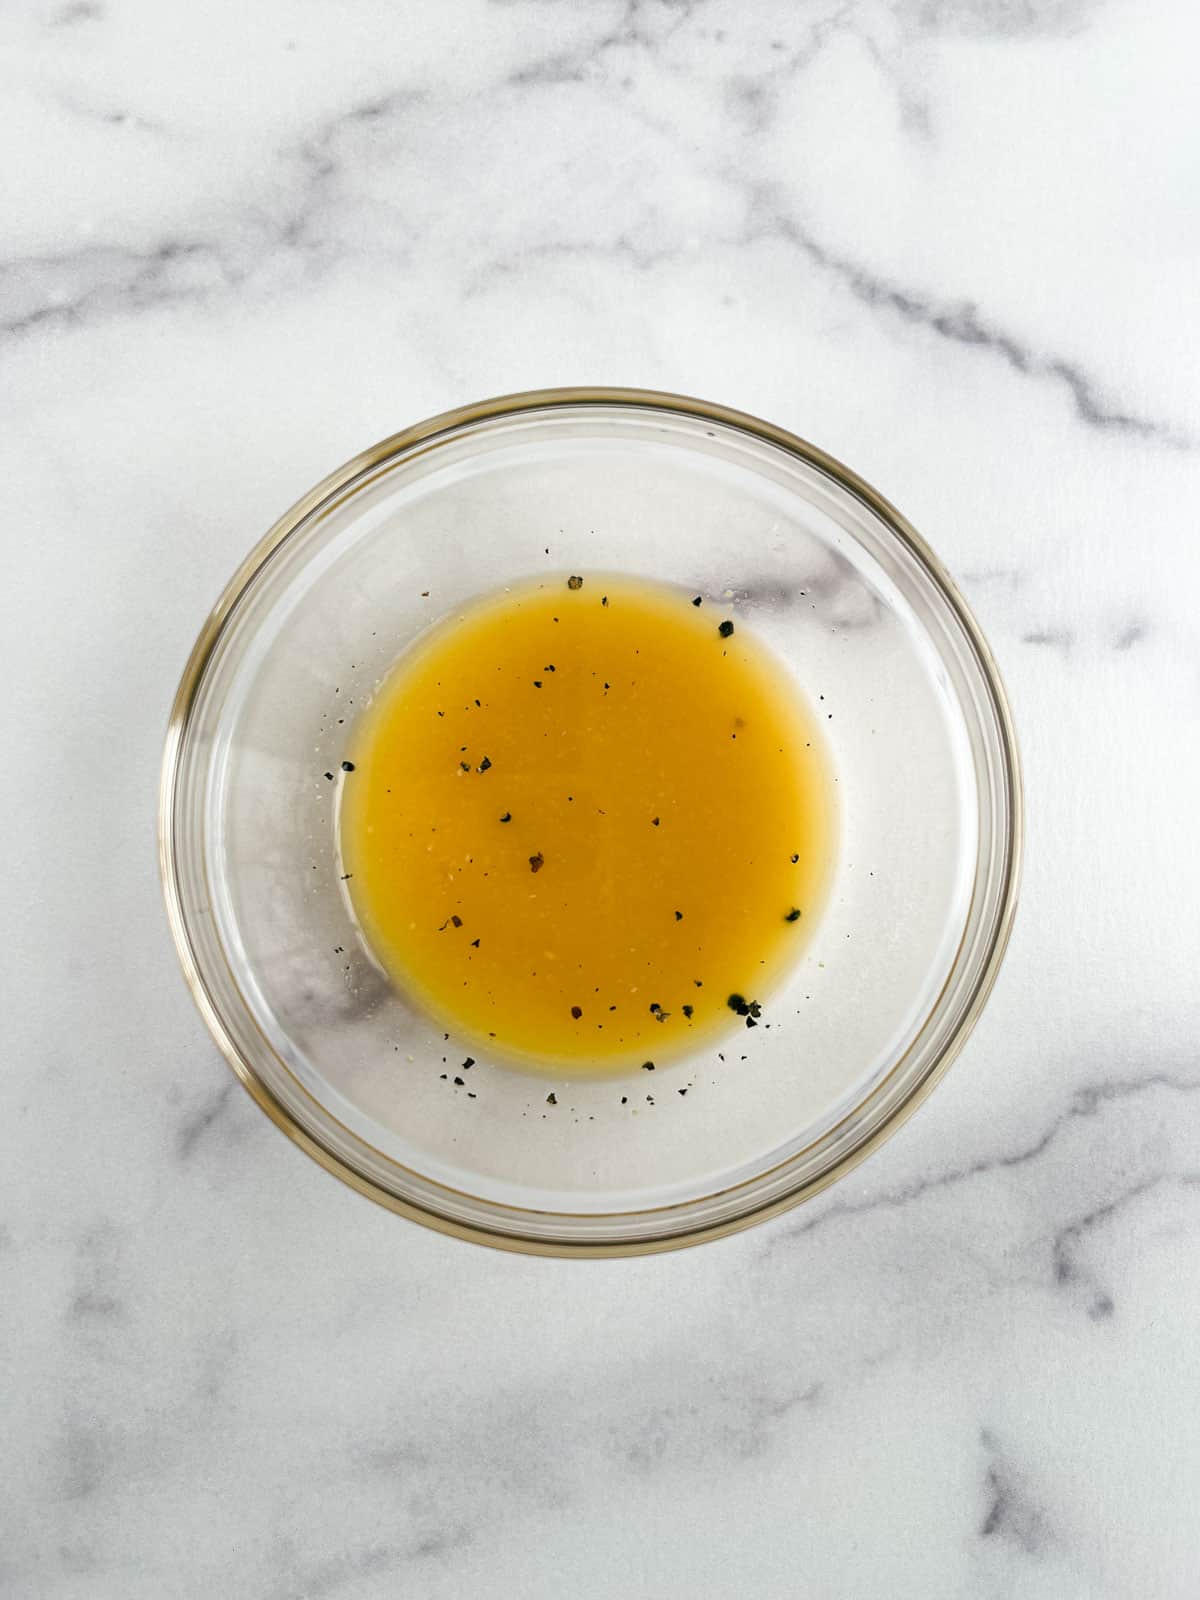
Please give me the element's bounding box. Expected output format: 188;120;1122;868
159;385;1023;1257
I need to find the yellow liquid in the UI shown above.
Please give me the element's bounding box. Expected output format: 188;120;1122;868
340;576;834;1073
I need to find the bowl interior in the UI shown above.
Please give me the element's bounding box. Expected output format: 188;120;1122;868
166;395;1016;1249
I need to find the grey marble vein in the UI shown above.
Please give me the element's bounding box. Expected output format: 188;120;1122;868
50;0;104;25
1112;618;1148;651
978;1430;1054;1554
0;241;248;341
901;0;1099;39
749;195;1192;448
762;1067;1200;1259
175;1076;236;1160
1051;1171;1200;1303
1022;626;1074;652
57;1418;111;1503
65;1219;126;1327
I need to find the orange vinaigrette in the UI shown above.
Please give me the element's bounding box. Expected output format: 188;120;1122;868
339;575;835;1073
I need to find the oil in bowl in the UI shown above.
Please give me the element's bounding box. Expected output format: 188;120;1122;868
338;573;836;1073
163;391;1020;1250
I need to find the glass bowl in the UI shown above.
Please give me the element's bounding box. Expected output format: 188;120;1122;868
159;388;1021;1255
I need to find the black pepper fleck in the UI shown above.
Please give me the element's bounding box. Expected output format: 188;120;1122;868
718;620;734;638
642;1061;655;1071
546;1092;557;1105
567;575;583;590
692;595;703;606
324;771;334;781
529;852;544;873
571;1005;582;1019
477;755;492;772
450;915;462;928
682;1004;694;1018
500;812;512;823
785;907;802;922
674;910;683;921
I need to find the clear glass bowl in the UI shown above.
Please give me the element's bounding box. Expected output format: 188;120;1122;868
159;389;1021;1255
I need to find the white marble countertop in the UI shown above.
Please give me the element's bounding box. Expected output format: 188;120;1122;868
4;1;1199;1594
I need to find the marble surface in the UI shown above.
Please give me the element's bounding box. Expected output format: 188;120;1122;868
3;0;1199;1593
